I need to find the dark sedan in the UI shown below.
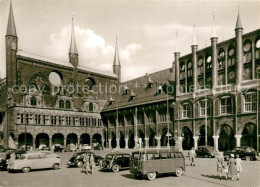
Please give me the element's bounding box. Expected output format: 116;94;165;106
67;151;103;168
102;152;131;172
224;146;260;161
195;146;217;158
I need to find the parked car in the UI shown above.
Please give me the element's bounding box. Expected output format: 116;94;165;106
67;151;103;168
224;146;260;161
38;144;50;151
81;144;91;151
65;144;77;152
53;144;64;152
195;146;217;158
130;149;185;181
0;150;26;170
102;152;131;172
7;152;61;173
93;143;103;150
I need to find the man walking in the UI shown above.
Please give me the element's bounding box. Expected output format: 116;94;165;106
188;147;196;166
216;152;224;180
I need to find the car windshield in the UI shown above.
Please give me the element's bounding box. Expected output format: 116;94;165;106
106;155;113;159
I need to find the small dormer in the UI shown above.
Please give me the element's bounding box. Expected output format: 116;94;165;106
146;75;153;88
109;96;115;105
123;85;130;95
129;91;136;100
157;85;163;94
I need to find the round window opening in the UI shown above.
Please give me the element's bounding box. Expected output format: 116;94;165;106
256;39;260;49
243;42;251;52
207;56;212;63
85;78;95;90
228;48;235;56
49;72;62;86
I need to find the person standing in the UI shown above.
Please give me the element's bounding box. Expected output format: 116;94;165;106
83;154;90;175
188;147;196;166
216;152;224;180
90;154;95;175
222;157;229;180
228;154;237;181
236;155;243;181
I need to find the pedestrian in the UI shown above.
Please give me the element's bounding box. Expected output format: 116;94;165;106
83;154;90;175
216;152;224;180
222;157;229;180
90;154;95;175
236;155;243;181
228;154;237;181
188;147;196;166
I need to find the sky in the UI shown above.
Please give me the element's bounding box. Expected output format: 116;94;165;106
0;0;260;82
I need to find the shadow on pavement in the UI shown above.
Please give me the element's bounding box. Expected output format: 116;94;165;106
201;174;221;180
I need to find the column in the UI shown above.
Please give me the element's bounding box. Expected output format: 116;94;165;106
192;44;198;92
193;136;199;150
134;107;138;149
145;137;149;149
125;138;129;149
77;138;80;148
33;137;36;150
49;138;52;150
235;135;242;147
156;136;161;149
213;135;219;151
175;52;180;95
134;137;139;149
174;136;183;151
235;24;243;89
116;138;120;149
108;139;112;148
64;138;67;147
90;137;93;147
211;37;218;89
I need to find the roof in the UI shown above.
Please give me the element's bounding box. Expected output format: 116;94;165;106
6;1;17;37
113;37;120;66
106;152;131;155
69;18;78;55
235;11;243;30
132;149;180;154
16;50;117;79
103;68;175;111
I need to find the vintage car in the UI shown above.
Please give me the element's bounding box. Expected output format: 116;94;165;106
224;146;260;161
0;150;26;170
7;152;61;173
67;151;103;168
130;149;185;180
102;152;131;172
195;146;217;158
81;144;91;151
52;144;64;152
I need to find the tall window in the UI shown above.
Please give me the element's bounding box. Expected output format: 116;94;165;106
89;103;93;112
92;118;96;126
137;112;144;125
21;114;24;124
31;96;37;106
35;114;41;125
220;97;232;114
59;100;64;108
86;117;90;126
244;93;257;111
80;117;84;126
58;116;62;125
51;116;57;125
66;100;71;109
26;114;29;124
43;115;47;125
200;100;211;116
182;104;191;118
66;116;71;125
158;110;167;122
72;117;76;126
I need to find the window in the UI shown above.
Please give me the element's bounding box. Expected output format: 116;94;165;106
182;104;191;118
31;96;37;106
228;47;235;66
197;57;203;75
80;117;84;126
187;61;192;77
92;118;96;126
59;100;64;108
243;41;252;63
58;116;63;125
220;97;232;114
72;117;76;126
256;38;260;59
137;112;144;125
51;116;57;125
26;114;29;124
147;111;155;124
218;49;225;69
159;111;167;122
244;93;257;111
66;116;71;125
86;117;90;126
35;114;41;125
43;115;47;125
66;100;71;109
89;103;94;112
200;100;211;116
21;114;24;124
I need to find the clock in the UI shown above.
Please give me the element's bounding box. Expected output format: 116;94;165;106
229;71;235;79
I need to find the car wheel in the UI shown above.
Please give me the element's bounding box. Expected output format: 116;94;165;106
22;167;31;173
112;164;119;173
147;172;156;181
53;163;60;170
245;156;250;161
175;167;183;177
76;161;84;168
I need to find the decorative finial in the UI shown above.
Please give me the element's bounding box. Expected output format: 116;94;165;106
175;29;179;52
212;9;218;38
192;20;197;46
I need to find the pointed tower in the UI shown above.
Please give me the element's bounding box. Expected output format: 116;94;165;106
6;0;18;88
211;10;218;90
235;8;243;88
174;30;180;96
69;17;79;68
113;36;121;83
191;23;198;92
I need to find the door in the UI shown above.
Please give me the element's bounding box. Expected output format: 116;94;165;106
114;155;123;167
122;154;131;168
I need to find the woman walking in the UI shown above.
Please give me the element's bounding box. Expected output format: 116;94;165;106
83;154;90;175
228;154;237;181
236;155;243;181
90;154;95;175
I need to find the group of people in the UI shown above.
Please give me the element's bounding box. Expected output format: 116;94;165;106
217;153;243;181
83;154;95;175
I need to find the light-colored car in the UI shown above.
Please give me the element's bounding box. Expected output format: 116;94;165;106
81;144;91;151
7;152;61;173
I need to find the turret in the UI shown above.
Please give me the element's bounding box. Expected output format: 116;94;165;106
191;24;198;92
69;17;79;68
113;36;121;83
211;10;218;90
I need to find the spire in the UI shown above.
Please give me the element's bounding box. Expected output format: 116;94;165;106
175;30;179;52
212;9;218;38
192;23;197;46
6;1;17;37
69;15;78;55
113;35;120;66
235;7;243;30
